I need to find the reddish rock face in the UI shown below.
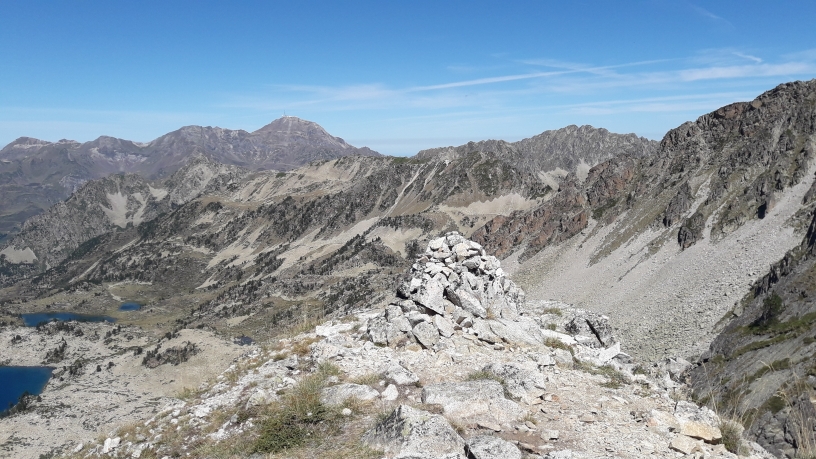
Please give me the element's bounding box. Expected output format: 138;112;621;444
476;80;816;261
472;155;636;259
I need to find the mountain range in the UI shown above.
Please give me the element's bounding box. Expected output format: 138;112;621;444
1;79;815;458
0;116;380;239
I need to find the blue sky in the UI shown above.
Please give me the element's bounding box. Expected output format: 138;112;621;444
1;1;815;156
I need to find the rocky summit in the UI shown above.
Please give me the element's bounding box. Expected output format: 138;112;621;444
2;79;816;458
367;231;532;349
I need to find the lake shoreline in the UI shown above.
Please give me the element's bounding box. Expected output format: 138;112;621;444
0;321;247;457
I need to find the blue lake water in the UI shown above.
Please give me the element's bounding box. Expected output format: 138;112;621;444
119;302;142;311
0;366;53;414
21;312;115;327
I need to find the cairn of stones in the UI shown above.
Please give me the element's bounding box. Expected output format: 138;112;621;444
367;231;529;349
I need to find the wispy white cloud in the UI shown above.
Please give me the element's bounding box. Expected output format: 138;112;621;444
218;48;816;132
688;3;734;29
734;52;762;64
689;4;724;21
677;62;816;81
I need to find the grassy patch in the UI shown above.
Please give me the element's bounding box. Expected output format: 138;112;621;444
390;156;413;164
746;358;791;385
574;361;629;389
763;395;787;414
175;385;203;401
291;335;323;357
349;372;381;386
543;337;574;354
731;334;790;359
720;419;747;455
254;363;343;454
540;307;563;316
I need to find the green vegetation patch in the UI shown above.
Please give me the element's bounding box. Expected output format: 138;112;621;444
751;293;785;331
254;363;344;454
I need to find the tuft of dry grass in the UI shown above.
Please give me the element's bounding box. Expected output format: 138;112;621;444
719;418;747;456
573;360;629;389
176;385;203;401
291;335;322;357
349;372;382;386
543;337;574;354
780;376;816;459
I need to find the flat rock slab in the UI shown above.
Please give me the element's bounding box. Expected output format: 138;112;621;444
482;362;546;399
320;383;379;406
363;404;465;458
681;421;722;443
382;363;419;385
466;435;521;459
413;321;440;348
670;435;703;455
416;279;447;315
421;379;525;424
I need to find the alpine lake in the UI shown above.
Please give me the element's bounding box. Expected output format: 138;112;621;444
2;302;144;414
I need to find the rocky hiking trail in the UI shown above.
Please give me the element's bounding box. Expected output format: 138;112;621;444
68;234;774;459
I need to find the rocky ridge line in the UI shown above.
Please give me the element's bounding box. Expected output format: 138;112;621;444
61;234;776;459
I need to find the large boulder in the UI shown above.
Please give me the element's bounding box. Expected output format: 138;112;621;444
421;380;525;424
565;311;616;348
362;404;466;459
381;363;420;386
482;362;547;400
465;435;522;459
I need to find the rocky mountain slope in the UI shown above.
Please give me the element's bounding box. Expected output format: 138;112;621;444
0;150;550;346
6;235;775;458
417;125;657;188
689;206;816;457
0;156;247;272
0;117;379;240
472;80;816;364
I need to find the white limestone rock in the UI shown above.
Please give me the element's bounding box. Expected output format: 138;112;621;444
320;383;379;406
382;363;419;386
466;435;522;459
421;380;525;424
363;404;466;459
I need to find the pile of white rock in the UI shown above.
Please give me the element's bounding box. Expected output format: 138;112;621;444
366;231;542;349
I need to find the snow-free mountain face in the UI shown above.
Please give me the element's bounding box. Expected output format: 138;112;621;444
417;125;657;189
2;80;816;457
0;117;379;238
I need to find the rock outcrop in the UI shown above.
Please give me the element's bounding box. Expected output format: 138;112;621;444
363;404;466;458
1;155;246;270
61;305;775;459
417;125;657;188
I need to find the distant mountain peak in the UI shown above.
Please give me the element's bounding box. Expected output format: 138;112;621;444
254;115;320;131
252;116;349;147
